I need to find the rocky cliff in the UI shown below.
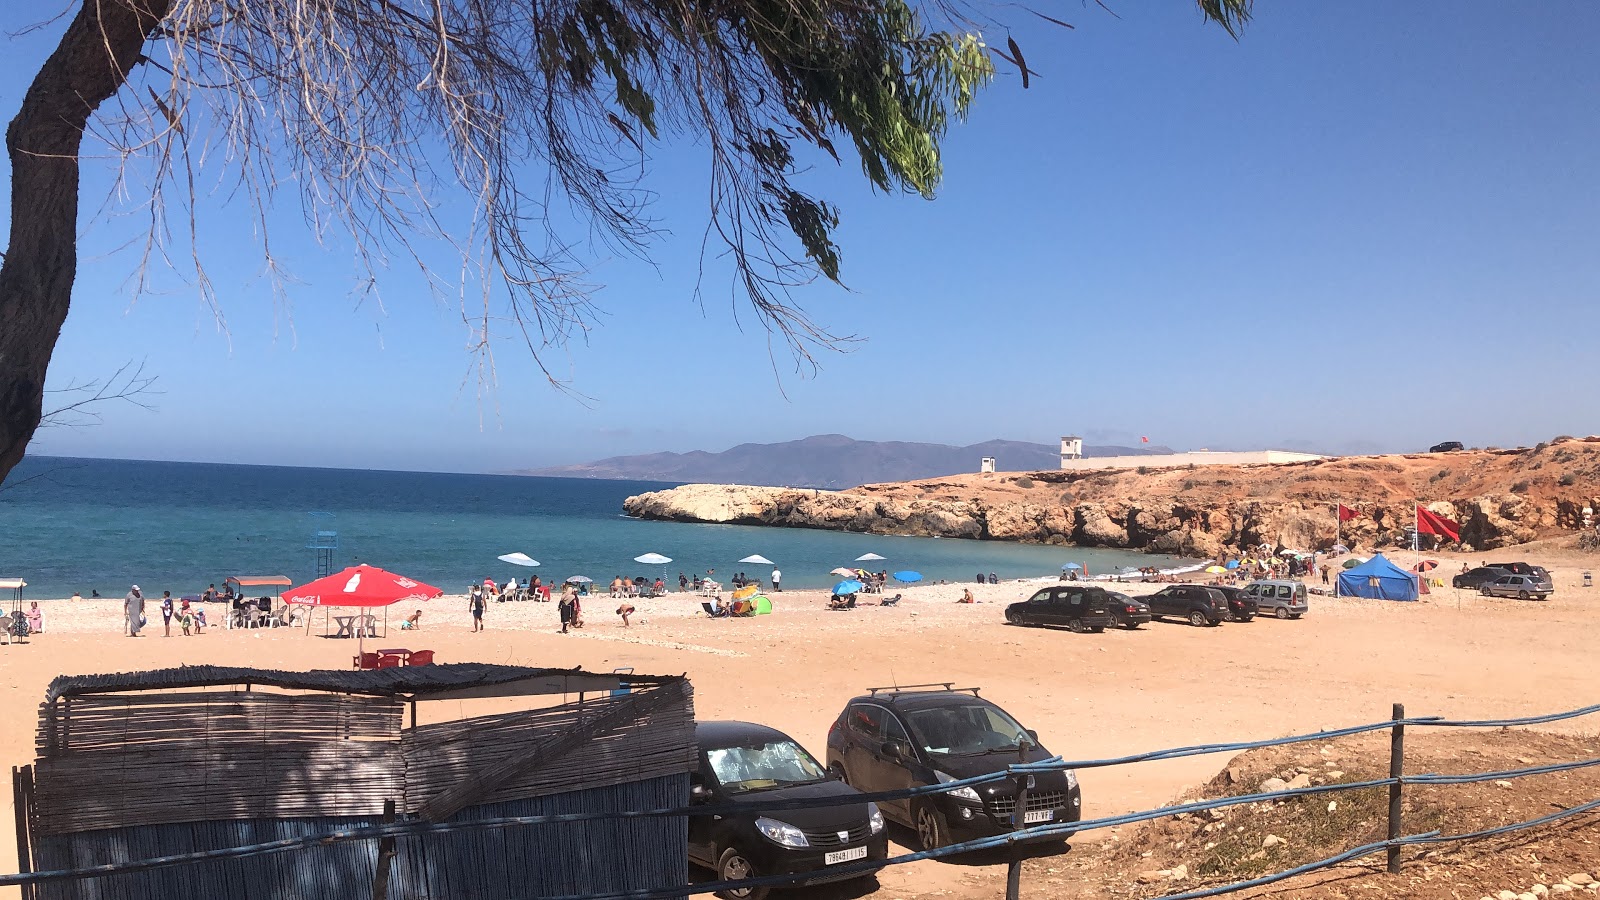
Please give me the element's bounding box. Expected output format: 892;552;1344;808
622;438;1600;555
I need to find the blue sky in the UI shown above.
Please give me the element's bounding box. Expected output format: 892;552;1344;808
4;2;1598;473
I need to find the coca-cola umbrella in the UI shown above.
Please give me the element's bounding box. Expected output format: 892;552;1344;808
285;564;443;654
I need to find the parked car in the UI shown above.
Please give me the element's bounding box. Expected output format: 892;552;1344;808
1004;586;1113;633
1144;585;1230;626
1209;585;1258;622
1452;566;1512;590
1242;580;1309;619
1487;562;1554;591
691;721;888;900
825;685;1081;849
1480;574;1554;601
1103;591;1152;629
1429;441;1465;453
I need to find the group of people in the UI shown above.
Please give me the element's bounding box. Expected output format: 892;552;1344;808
477;576;553;603
122;585;214;637
974;572;999;585
610;576;665;598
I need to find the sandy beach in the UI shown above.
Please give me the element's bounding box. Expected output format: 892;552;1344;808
3;543;1597;898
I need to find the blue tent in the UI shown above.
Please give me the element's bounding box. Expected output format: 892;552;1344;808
1336;553;1419;601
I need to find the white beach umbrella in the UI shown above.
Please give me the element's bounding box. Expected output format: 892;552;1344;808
739;554;775;566
498;553;541;567
855;552;887;562
634;552;673;565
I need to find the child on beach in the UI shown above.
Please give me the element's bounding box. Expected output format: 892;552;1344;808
160;592;174;637
616;601;635;627
402;609;422;630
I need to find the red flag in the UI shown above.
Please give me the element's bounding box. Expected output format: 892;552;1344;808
1141;436;1149;443
1338;504;1360;522
1415;507;1461;542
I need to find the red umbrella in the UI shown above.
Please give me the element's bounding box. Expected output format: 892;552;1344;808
1413;560;1439;572
286;565;442;655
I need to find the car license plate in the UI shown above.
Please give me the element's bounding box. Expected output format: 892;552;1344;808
825;846;867;865
1023;810;1053;824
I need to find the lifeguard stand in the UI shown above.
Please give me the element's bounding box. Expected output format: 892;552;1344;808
307;530;338;578
1060;436;1083;468
980;457;996;474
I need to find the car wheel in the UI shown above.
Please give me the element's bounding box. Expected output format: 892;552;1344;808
1480;586;1491;596
1518;590;1530;600
1275;607;1290;620
1187;610;1208;627
828;763;849;785
1067;618;1087;633
1108;610;1124;629
915;801;950;851
1005;608;1023;625
716;847;768;900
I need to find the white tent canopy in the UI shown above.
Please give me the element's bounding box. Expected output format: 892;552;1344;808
739;554;775;566
855;553;887;562
0;578;25;590
497;553;541;567
634;552;673;565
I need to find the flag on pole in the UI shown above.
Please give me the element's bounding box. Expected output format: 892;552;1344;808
1415;507;1461;542
1140;436;1149;443
1338;504;1360;522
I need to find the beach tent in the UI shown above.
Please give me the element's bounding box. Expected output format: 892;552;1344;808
1335;553;1419;601
752;595;773;615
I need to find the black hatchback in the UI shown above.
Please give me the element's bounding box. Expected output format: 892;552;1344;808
691;721;888;900
824;686;1080;850
1004;586;1114;633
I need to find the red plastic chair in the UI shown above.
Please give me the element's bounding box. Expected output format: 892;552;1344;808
407;650;434;666
354;652;381;670
375;654;403;669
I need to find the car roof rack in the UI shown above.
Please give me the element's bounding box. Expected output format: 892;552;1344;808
866;683;981;697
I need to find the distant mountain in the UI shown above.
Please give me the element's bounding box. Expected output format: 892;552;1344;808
519;434;1174;489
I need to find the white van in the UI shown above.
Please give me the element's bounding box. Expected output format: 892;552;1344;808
1243;580;1308;619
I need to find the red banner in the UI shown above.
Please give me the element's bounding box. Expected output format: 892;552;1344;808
1415;507;1461;542
1338;504;1360;522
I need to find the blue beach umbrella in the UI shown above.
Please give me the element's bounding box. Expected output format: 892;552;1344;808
893;571;923;583
1224;560;1240;570
832;580;865;596
1062;563;1083;571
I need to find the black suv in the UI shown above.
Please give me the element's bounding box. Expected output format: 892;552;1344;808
1429;441;1464;453
691;721;888;899
1452;566;1510;590
1209;585;1258;622
1144;585;1230;626
1004;586;1113;633
825;686;1081;849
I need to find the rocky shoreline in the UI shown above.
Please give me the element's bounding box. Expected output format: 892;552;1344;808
622;440;1600;555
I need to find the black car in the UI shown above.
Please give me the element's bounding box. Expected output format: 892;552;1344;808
691;721;888;900
1144;585;1230;626
1103;591;1152;629
825;685;1080;850
1209;585;1258;622
1004;586;1113;633
1487;562;1554;591
1452;566;1511;590
1430;441;1465;453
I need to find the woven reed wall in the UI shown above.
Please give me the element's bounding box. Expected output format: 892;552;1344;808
30;775;690;900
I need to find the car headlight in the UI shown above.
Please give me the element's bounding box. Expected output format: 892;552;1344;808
868;802;885;834
1065;769;1079;789
936;771;980;802
755;817;808;848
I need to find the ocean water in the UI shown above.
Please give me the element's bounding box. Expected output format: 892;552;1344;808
0;457;1178;599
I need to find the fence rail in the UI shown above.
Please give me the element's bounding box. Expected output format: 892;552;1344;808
6;701;1599;899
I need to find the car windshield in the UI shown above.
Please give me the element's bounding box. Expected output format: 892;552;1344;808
706;741;828;794
905;704;1031;756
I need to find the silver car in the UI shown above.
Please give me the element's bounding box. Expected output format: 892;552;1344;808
1242;580;1309;619
1480;574;1553;601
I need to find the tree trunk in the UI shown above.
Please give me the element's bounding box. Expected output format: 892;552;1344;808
0;0;169;485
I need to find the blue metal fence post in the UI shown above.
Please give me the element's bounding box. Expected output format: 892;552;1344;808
1006;741;1032;900
1387;703;1405;874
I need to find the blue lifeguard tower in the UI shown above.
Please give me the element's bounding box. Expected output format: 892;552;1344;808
307;513;339;579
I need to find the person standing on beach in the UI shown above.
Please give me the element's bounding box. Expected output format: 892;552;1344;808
771;568;781;592
124;586;145;637
160;591;174;637
469;586;486;632
558;585;576;633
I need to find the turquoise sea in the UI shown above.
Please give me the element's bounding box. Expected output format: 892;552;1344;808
0;457;1178;599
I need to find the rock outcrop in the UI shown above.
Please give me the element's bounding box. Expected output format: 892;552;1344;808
623;439;1600;554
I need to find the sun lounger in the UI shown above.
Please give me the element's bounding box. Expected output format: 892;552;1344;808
701;602;729;619
880;594;902;607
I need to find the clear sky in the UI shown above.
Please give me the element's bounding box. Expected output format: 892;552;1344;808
4;3;1598;473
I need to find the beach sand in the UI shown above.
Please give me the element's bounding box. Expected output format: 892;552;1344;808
2;544;1597;898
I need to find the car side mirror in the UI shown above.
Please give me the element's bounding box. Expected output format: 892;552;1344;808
690;784;711;803
1025;729;1038;743
880;741;903;760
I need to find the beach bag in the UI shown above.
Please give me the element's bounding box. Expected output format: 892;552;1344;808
139;614;147;627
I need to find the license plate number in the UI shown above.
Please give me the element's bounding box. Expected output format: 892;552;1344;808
1023;810;1053;824
825;846;867;865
